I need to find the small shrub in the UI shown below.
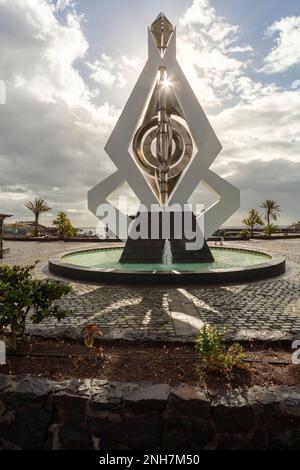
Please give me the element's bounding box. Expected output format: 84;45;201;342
195;323;225;358
53;212;77;239
0;264;72;350
238;229;250;239
82;324;104;361
195;324;245;376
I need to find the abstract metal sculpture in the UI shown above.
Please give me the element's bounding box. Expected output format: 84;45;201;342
132;15;194;207
88;13;240;264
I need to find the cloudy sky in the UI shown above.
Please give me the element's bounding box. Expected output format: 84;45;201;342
0;0;299;228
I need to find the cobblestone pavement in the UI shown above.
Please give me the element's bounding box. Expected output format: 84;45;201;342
1;239;300;340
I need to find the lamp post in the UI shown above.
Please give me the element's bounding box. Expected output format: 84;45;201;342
0;214;12;259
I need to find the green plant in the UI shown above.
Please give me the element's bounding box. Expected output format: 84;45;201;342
242;208;263;238
25;198;51;237
0;264;71;350
264;223;278;237
53;212;77;239
195;324;225;357
195;324;245;376
83;324;103;348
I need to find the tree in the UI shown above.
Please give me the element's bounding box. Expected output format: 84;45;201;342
0;264;71;350
242;208;263;238
25;198;51;237
53;212;77;239
260;200;281;238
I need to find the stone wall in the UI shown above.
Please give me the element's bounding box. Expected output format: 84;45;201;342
0;374;300;450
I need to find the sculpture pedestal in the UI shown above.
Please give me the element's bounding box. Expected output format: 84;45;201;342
119;211;214;264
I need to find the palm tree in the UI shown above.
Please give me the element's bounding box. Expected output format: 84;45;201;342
25;198;51;237
260;199;281;238
242;208;263;238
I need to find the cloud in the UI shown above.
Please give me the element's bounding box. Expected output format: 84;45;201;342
0;80;5;104
225;159;300;225
0;0;119;225
177;0;253;109
174;1;300;225
213;89;300;164
54;0;75;12
87;53;142;89
208;86;300;226
0;0;90;107
291;79;300;89
262;16;300;74
190;157;300;226
0;0;299;228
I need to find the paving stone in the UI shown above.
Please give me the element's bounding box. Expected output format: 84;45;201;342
1;239;300;341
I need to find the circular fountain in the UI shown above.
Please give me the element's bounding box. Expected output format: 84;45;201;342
49;246;285;285
49;15;285;286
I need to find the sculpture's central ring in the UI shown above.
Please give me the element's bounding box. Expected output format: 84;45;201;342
133;117;193;181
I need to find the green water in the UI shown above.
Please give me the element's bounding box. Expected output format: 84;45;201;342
62;247;270;272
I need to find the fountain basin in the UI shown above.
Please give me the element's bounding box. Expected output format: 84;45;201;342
48;246;285;285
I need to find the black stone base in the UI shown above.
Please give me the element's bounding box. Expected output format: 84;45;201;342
171;238;214;263
119;210;214;264
119;238;165;264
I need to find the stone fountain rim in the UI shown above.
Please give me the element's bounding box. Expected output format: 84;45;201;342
48;245;286;285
